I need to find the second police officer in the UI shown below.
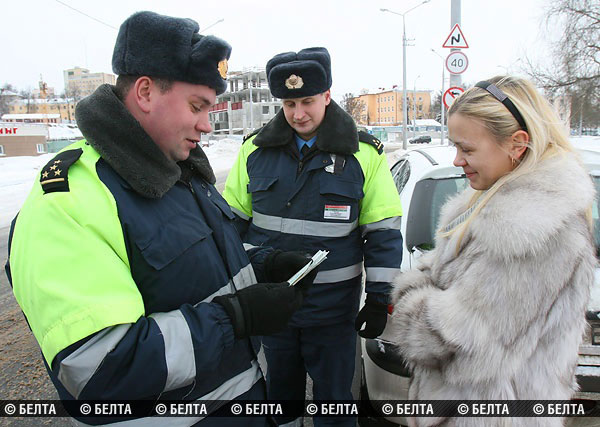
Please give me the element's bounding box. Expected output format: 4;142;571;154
224;47;404;426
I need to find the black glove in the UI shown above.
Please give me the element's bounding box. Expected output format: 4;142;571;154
264;250;318;295
213;282;303;339
355;295;389;339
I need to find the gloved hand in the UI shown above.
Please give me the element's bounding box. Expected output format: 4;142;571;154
264;250;318;295
213;282;303;339
355;295;389;339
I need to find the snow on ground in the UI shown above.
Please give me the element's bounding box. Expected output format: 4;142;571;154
0;138;242;228
47;124;83;140
202;138;242;174
571;135;600;151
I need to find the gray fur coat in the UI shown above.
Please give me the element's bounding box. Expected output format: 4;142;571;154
390;152;596;427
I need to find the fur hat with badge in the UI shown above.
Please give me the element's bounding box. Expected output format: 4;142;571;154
112;11;231;95
266;47;332;99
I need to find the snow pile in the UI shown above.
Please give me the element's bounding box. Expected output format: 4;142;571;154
0;153;54;228
47;124;83;141
571;135;600;151
203;138;242;173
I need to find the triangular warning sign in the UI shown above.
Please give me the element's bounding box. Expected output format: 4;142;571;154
443;24;469;49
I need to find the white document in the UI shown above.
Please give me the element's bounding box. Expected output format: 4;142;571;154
287;250;329;286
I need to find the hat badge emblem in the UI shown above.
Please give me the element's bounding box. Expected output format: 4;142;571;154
217;59;228;79
285;74;304;90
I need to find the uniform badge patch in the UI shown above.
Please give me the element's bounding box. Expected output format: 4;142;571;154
285;74;304;90
40;148;83;194
218;59;228;79
324;205;351;220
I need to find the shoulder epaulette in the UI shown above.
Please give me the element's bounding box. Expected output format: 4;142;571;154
358;130;384;155
243;128;261;144
40;148;83;194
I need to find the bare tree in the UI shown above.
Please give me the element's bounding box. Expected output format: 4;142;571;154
431;90;443;123
341;93;367;124
64;86;82;122
525;0;599;127
0;83;17;117
19;88;35;113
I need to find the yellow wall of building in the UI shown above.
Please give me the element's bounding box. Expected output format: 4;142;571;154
64;67;116;98
9;101;75;122
354;90;431;126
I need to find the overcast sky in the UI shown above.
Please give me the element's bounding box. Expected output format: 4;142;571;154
2;0;553;102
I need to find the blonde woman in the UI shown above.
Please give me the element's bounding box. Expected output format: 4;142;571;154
390;76;596;427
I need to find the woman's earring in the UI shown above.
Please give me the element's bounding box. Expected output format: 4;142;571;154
511;157;516;167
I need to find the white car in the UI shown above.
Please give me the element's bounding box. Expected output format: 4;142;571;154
359;144;600;426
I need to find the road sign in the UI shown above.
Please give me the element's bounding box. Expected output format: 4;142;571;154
443;24;469;49
443;86;465;109
445;51;469;74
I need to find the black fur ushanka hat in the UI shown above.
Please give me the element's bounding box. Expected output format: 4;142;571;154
112;11;231;95
266;47;332;99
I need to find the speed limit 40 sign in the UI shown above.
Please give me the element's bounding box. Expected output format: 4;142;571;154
445;51;469;75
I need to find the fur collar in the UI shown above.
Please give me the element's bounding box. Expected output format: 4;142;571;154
252;99;358;154
75;84;215;199
439;152;595;259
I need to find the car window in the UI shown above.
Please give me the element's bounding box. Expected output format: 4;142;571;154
405;176;469;251
391;159;410;194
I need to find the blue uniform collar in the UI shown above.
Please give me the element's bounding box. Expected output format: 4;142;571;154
295;135;317;152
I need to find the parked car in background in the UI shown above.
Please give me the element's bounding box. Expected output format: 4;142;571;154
359;144;600;426
408;135;431;144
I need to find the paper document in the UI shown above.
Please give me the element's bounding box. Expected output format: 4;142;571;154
287;250;329;287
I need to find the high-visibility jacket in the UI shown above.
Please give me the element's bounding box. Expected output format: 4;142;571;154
224;101;403;326
6;85;270;426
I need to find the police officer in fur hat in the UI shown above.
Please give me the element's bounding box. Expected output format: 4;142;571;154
224;48;404;426
7;11;317;426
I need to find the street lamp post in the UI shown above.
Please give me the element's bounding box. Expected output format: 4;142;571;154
431;49;446;145
381;0;431;150
413;75;421;138
199;18;224;33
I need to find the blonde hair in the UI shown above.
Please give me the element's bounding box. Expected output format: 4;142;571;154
442;75;583;247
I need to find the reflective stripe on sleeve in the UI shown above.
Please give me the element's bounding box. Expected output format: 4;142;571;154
360;216;402;237
252;211;358;237
58;324;131;399
198;263;256;304
150;311;196;392
231;262;257;289
230;206;250;221
365;267;401;283
314;262;363;284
